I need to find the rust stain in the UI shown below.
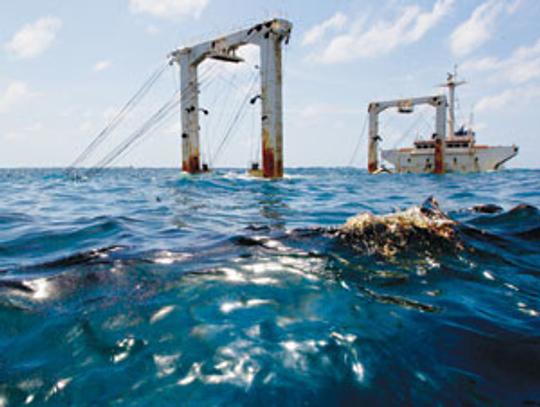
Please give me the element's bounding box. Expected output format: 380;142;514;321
261;127;282;178
368;162;378;173
188;154;200;174
262;147;275;178
434;138;444;174
183;154;200;174
276;158;283;178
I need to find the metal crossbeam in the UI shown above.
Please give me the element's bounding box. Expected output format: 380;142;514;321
367;95;447;174
170;19;292;178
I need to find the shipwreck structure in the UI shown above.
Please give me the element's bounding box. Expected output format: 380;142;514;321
368;95;447;174
169;19;292;178
366;70;518;174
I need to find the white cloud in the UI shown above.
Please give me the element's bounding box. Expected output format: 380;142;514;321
475;85;540;113
407;0;455;42
2;122;43;142
462;37;540;84
506;0;522;14
93;60;112;72
475;89;513;112
450;0;511;57
5;17;62;59
145;25;160;35
302;12;348;46
129;0;208;20
317;0;454;63
460;56;499;72
506;58;540;84
0;81;33;113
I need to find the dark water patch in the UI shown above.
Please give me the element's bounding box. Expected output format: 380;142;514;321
359;287;439;313
513;226;540;241
0;218;130;269
0;279;34;293
468;203;540;234
24;245;125;271
426;317;540;404
0;212;34;225
470;203;504;214
459;224;533;255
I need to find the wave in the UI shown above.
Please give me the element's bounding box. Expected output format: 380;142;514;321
513;226;540;241
1;197;538;309
467;203;540;234
0;215;136;271
325;197;540;259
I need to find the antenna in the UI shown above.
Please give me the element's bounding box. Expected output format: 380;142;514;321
438;65;466;137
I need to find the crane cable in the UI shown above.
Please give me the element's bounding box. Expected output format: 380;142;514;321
89;94;180;173
67;62;168;173
206;70;244;168
348;113;368;167
202;70;238;167
210;70;259;165
103;67;221;170
87;64;220;173
390;106;430;149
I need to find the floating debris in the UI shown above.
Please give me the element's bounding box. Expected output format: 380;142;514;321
336;197;460;257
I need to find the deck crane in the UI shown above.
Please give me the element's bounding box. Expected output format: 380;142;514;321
367;95;447;174
169;19;292;178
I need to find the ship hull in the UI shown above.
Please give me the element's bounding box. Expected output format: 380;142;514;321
381;145;518;174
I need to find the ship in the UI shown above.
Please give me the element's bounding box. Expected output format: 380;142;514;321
368;69;519;174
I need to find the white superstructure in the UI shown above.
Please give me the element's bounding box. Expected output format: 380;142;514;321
381;136;518;173
371;69;519;174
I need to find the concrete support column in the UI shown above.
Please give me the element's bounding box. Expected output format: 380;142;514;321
259;35;283;179
180;56;201;174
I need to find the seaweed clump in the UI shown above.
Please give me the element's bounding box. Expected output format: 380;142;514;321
336;197;461;257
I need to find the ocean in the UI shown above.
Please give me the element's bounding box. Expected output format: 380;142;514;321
0;168;539;405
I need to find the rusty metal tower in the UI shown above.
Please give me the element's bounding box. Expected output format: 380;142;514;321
438;66;466;138
170;19;292;178
367;95;447;174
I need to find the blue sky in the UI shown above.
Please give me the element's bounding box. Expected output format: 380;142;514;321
0;0;538;168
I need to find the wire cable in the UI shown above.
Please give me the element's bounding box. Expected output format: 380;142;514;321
86;63;220;173
67;62;168;173
348;113;368;167
210;71;259;165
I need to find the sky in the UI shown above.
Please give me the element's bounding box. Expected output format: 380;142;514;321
0;0;539;169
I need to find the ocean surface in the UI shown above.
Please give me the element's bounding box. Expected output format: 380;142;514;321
0;168;539;406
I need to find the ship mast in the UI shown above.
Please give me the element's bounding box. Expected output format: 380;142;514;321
439;66;465;138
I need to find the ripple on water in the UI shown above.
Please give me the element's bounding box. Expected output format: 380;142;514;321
0;168;538;405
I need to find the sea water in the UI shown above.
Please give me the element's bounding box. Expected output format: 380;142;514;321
0;168;539;405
